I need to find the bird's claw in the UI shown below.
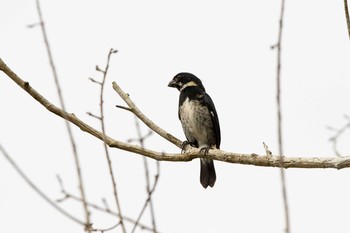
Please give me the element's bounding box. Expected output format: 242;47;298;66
200;147;211;156
181;141;192;153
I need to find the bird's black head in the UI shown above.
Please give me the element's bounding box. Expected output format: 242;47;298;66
168;72;205;92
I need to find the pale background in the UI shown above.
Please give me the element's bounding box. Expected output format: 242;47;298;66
1;1;350;232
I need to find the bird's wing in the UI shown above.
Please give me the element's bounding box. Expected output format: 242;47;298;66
204;93;221;149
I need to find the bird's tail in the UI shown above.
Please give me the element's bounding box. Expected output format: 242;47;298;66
200;158;216;188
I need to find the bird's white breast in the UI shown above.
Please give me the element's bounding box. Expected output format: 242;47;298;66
180;98;196;124
179;97;213;148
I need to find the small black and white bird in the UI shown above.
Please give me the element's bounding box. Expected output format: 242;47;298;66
168;72;221;188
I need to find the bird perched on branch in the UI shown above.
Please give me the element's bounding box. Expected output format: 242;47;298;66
168;72;221;188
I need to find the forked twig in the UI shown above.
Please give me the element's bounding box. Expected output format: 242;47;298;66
131;162;160;233
56;176;160;232
133;117;158;232
89;48;127;233
328;116;350;157
0;145;85;226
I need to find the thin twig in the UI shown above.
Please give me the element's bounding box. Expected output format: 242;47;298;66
35;0;91;230
344;0;350;39
102;198;111;211
3;59;350;168
133;117;158;233
275;0;290;232
94;48;126;233
328;116;350;157
127;130;153;143
0;144;85;226
112;82;182;148
131;163;160;233
116;105;132;113
89;77;103;85
86;112;102;120
55;177;159;233
92;222;121;232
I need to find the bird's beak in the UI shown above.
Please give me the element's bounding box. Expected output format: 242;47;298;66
168;79;177;88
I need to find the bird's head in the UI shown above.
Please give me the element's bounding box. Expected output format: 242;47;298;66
168;72;205;92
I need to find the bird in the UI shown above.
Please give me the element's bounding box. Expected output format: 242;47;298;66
168;72;221;188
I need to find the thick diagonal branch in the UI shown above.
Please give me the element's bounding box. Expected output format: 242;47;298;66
112;81;182;148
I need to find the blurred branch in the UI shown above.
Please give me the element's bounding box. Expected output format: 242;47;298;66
328;115;350;157
0;144;85;227
92;222;121;233
344;0;350;39
131;117;158;233
34;0;91;230
89;48;127;233
131;162;160;233
128;116;159;233
56;176;160;233
274;0;290;231
2;57;350;169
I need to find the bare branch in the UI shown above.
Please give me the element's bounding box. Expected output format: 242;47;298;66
92;48;127;233
131;162;160;233
89;77;103;85
55;179;159;233
2;57;350;169
132;117;158;233
86;112;102;120
128;130;153;143
112;81;182;148
116;105;132;113
275;0;290;231
0;144;85;226
92;222;121;232
35;0;91;229
344;0;350;39
328;116;350;157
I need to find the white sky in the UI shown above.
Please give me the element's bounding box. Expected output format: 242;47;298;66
1;1;350;233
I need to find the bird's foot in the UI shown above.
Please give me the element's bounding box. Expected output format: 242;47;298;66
181;141;194;153
200;147;211;156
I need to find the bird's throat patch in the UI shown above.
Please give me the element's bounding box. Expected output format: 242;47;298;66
180;81;198;91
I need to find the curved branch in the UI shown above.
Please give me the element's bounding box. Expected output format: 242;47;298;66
1;57;350;169
112;81;182;148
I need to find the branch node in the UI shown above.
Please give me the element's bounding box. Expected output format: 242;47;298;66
85;223;93;232
270;43;279;50
111;48;118;54
96;65;105;73
89;77;102;85
86;112;101;120
27;22;41;28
